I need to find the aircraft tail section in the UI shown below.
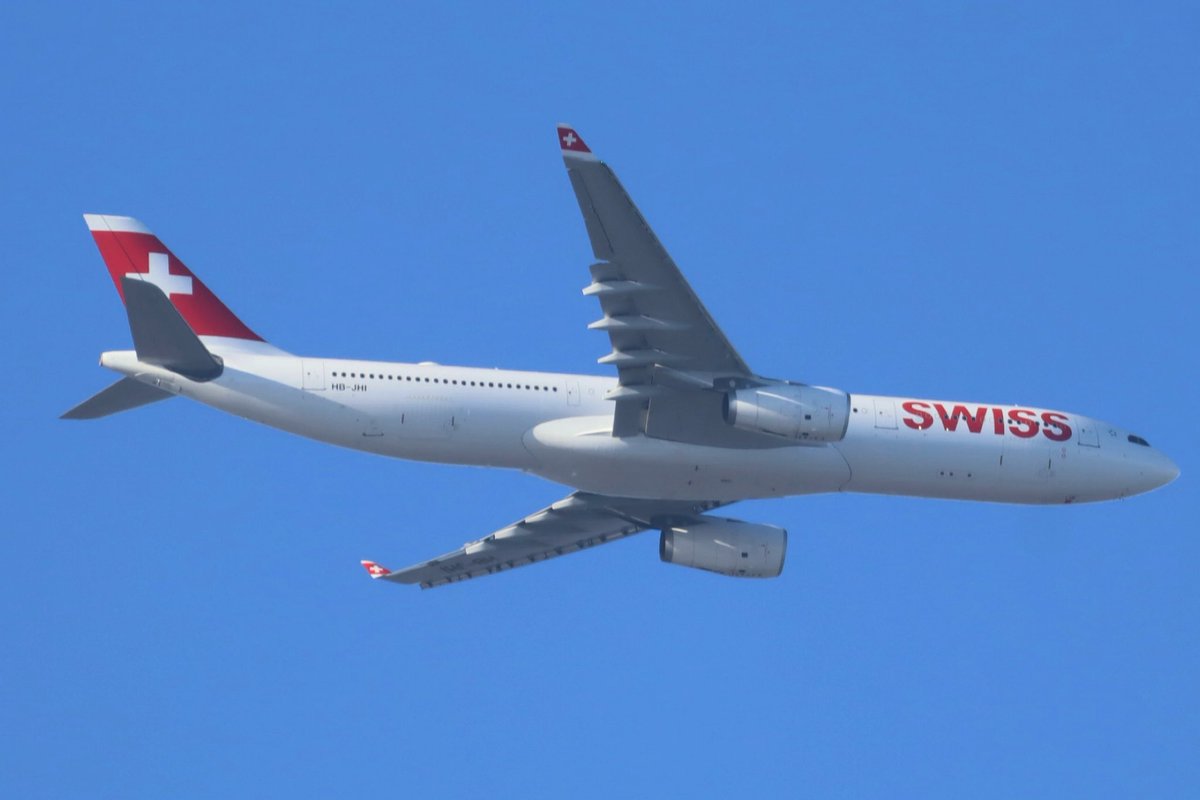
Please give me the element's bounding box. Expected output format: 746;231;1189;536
66;214;269;421
84;214;264;342
62;274;226;419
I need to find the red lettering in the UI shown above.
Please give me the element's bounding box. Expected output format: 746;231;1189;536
934;403;988;433
902;401;934;430
1041;411;1072;442
1008;408;1039;438
903;403;1071;440
961;405;988;433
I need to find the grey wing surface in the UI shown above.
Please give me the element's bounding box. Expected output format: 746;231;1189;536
370;492;723;589
556;125;777;445
61;377;174;419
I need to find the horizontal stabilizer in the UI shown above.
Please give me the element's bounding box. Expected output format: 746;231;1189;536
61;377;174;420
123;276;223;381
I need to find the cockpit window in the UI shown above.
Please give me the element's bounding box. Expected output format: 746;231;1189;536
1128;434;1150;447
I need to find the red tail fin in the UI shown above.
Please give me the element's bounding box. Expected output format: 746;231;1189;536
84;214;262;341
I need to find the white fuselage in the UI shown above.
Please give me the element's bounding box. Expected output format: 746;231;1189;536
99;341;1178;506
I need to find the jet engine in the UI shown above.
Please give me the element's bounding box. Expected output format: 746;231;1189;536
659;518;787;578
723;384;850;442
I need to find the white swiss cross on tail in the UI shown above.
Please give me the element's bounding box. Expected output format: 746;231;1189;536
127;252;193;297
84;213;266;342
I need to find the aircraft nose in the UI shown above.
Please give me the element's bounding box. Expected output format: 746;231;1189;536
1155;452;1181;487
1115;445;1179;498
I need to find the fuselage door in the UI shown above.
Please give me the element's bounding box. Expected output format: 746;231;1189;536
873;397;897;429
1077;418;1100;447
567;380;581;406
302;359;326;391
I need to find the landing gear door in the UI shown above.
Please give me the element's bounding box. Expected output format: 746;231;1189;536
302;359;326;391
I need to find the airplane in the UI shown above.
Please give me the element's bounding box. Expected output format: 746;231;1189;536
64;124;1179;589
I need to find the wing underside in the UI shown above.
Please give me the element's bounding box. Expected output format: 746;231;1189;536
558;125;785;446
371;492;724;589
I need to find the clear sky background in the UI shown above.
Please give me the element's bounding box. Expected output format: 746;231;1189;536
2;2;1196;797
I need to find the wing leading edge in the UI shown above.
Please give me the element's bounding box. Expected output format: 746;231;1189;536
364;492;724;589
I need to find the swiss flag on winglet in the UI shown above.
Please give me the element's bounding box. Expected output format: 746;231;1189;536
360;560;391;579
556;124;591;154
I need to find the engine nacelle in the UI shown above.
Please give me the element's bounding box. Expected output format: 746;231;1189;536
659;518;787;578
723;384;850;442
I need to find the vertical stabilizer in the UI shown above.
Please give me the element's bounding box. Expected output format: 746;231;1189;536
84;214;264;341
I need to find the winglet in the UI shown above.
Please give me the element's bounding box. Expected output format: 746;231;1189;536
360;560;392;579
556;123;597;161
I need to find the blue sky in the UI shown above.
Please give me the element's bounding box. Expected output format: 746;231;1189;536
2;2;1197;796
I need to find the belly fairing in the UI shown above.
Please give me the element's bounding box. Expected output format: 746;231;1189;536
522;415;851;501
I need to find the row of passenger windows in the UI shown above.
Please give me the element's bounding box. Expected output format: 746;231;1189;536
334;371;558;392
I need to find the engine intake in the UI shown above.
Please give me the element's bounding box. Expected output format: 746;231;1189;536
723;384;849;442
659;518;787;578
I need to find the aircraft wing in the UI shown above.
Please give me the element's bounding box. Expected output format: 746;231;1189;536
363;492;723;589
558;125;778;443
